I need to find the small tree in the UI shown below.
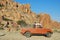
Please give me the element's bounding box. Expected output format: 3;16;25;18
17;20;27;27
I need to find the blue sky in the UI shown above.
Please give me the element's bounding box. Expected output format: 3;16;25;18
15;0;60;22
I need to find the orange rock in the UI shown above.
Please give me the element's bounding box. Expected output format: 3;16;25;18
38;14;51;27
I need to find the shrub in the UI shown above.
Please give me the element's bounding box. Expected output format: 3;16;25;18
2;17;12;21
0;4;4;8
53;27;60;33
0;27;4;30
17;20;27;27
0;24;4;30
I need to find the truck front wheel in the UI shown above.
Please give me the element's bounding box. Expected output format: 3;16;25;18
24;32;31;38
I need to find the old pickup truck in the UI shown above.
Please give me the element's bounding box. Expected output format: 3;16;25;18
20;25;53;38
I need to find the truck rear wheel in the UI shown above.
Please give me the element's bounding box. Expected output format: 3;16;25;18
24;32;31;38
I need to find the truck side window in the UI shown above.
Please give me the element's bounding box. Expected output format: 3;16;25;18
39;25;42;28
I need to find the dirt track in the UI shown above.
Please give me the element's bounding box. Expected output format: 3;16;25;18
0;30;60;40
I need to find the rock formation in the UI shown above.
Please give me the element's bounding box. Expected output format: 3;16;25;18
0;0;60;29
0;0;36;24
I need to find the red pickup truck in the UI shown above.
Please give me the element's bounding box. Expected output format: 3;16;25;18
20;25;53;38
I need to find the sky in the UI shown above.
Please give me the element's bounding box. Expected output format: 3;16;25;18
15;0;60;22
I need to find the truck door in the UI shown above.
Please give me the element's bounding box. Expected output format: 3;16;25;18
35;27;43;34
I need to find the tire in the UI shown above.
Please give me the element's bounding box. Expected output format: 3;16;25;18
24;32;31;38
45;32;51;37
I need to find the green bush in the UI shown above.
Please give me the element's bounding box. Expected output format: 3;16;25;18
3;17;12;21
0;24;4;30
17;20;27;27
53;28;60;33
0;27;4;30
54;29;60;33
0;4;4;7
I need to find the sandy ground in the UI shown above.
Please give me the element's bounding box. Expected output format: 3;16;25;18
0;30;60;40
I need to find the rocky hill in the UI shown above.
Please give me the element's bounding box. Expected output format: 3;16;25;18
0;0;37;24
0;0;60;29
